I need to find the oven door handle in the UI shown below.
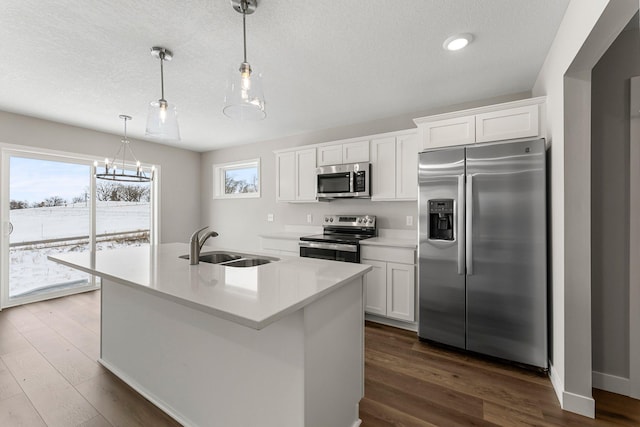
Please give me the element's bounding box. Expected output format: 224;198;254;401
298;241;358;253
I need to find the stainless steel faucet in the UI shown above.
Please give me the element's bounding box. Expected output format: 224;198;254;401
189;226;219;265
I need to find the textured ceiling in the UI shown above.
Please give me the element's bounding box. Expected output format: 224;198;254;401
0;0;569;152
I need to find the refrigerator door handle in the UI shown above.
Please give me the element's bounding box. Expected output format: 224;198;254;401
466;174;473;275
457;174;465;275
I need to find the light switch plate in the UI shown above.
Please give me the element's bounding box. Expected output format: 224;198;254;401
406;215;413;226
306;214;313;223
267;214;274;222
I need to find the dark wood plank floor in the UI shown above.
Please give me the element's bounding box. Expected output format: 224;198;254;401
0;290;638;426
362;321;640;426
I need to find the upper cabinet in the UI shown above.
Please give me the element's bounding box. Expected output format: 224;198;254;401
275;148;317;202
414;97;545;150
370;131;418;201
317;140;370;166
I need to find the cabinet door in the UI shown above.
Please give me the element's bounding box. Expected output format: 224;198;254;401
420;115;475;149
386;262;415;322
343;140;370;163
295;148;317;201
370;137;397;200
276;152;296;202
363;259;387;316
317;145;343;166
475;104;539;143
395;133;418;200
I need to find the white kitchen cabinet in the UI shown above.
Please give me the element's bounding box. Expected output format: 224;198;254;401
475;104;539;143
260;236;299;256
342;140;370;163
275;151;295;201
370;132;418;201
386;262;415;322
414;97;545;150
363;260;386;316
317;140;370;166
395;133;419;200
295;148;317;201
362;245;415;322
275;148;317;202
317;145;343;166
370;137;397;200
418;115;475;149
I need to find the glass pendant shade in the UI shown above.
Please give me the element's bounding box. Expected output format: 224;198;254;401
145;100;180;141
223;64;266;120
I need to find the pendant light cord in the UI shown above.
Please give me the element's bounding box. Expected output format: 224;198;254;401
242;7;248;63
159;52;166;101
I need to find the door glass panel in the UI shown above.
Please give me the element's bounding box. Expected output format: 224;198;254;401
95;174;151;252
9;157;92;301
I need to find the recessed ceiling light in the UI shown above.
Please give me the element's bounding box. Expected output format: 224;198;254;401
443;33;474;51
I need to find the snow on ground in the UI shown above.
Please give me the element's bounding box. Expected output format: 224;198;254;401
10;201;150;242
8;202;150;298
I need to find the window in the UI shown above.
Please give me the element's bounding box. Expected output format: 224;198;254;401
213;158;261;199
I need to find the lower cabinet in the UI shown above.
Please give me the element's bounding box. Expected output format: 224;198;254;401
362;246;416;322
259;237;299;256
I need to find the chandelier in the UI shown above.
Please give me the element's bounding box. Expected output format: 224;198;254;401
95;115;154;182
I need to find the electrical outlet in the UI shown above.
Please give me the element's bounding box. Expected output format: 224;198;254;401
267;213;274;222
306;214;313;224
406;215;413;226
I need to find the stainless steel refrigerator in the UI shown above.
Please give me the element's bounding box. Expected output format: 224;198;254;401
418;139;547;369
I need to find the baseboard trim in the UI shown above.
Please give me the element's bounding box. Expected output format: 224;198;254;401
592;371;631;396
365;314;417;331
98;358;194;427
549;361;564;406
562;390;595;418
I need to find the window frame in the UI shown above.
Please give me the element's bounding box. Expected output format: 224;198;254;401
213;158;261;199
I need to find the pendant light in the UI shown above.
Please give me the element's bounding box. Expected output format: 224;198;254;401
223;0;266;120
145;46;181;141
96;115;154;182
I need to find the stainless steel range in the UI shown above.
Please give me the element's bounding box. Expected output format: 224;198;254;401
299;215;377;263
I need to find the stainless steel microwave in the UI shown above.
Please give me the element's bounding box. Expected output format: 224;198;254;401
316;162;371;199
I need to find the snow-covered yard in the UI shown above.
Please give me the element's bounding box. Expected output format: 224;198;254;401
8;202;150;298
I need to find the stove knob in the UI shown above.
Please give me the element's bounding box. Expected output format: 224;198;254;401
358;218;362;223
324;217;329;222
368;218;373;223
330;218;334;222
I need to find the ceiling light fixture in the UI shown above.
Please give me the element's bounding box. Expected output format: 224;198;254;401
223;0;266;120
443;33;474;51
96;115;154;182
146;46;180;141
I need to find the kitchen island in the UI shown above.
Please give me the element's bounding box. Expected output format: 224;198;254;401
49;243;371;427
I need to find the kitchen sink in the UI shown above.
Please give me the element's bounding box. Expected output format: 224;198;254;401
179;251;278;267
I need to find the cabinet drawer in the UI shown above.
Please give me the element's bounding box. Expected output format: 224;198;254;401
475;104;539;143
361;246;415;264
260;237;299;254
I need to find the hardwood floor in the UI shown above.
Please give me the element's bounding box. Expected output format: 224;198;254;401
362;322;640;426
0;290;638;426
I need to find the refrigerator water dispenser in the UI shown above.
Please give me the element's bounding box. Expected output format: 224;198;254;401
428;199;454;241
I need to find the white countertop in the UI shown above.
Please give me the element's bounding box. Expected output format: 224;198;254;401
359;236;417;249
49;243;371;330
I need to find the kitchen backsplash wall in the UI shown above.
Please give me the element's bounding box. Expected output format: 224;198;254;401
201;92;530;251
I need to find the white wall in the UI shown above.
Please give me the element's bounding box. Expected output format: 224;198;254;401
532;0;638;417
591;27;639;385
200;93;529;251
0;110;201;243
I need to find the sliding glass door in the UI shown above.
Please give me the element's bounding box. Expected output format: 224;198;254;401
1;149;156;308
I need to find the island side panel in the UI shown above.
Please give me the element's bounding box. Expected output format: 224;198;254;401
303;276;364;427
100;278;306;427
